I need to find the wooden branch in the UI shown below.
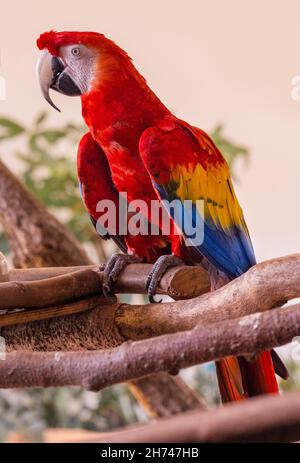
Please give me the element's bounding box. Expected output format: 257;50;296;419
1;298;205;414
0;296;112;328
1;254;298;333
129;374;205;417
0;263;210;314
0;269;102;311
115;254;300;339
3;300;124;352
81;391;300;443
0;264;210;328
1;301;299;390
11;263;211;299
13;391;300;442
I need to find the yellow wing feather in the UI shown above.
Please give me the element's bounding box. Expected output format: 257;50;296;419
169;162;245;233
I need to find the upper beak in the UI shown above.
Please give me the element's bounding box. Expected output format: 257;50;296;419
37;50;82;112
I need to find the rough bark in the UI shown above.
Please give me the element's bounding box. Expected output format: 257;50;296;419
1;301;299;390
1;255;298;335
115;254;300;339
128;374;204;418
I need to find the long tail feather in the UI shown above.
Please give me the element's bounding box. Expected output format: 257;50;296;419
239;351;279;396
216;351;279;403
210;266;281;402
216;357;245;402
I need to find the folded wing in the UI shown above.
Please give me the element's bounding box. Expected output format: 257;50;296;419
139;115;256;278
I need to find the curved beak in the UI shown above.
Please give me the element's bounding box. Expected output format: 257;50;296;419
37;50;82;112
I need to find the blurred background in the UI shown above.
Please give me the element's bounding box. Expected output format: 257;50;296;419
0;0;299;442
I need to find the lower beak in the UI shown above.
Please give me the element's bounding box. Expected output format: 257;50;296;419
37;50;82;112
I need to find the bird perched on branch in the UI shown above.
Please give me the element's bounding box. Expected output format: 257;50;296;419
36;30;287;402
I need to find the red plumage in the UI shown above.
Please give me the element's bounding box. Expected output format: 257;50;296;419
77;131;173;261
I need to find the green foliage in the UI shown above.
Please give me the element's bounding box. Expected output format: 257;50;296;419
278;357;300;392
0;113;90;242
0;117;25;141
210;124;249;174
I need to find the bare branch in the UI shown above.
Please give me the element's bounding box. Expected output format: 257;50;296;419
115;254;300;339
1;263;210;313
128;374;205;417
1;255;299;334
81;391;300;443
0;302;299;390
0;269;102;311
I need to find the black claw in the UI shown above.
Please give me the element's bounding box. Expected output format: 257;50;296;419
146;254;184;302
100;253;142;298
146;273;153;294
102;285;113;298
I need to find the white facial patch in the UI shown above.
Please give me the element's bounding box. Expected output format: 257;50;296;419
59;44;98;94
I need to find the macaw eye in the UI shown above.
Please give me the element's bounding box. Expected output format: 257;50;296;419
71;47;81;57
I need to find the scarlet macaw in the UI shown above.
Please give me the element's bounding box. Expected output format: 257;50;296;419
36;30;286;401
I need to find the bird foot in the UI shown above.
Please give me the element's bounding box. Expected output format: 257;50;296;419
146;254;184;303
100;253;142;297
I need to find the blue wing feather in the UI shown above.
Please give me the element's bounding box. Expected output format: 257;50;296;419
154;181;256;279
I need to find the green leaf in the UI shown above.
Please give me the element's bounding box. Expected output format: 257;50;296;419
0;117;25;140
34;112;48;126
39;130;67;143
210;124;249;173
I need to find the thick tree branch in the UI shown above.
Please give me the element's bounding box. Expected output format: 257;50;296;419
128;374;205;417
1;263;210;312
81;391;300;443
1;255;298;334
0;269;102;311
0;302;299;390
115;254;300;339
10;263;210;299
0;296;115;328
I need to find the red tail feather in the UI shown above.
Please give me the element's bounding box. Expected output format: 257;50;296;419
216;351;278;403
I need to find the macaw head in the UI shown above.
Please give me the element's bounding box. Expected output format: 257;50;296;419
36;30;129;111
